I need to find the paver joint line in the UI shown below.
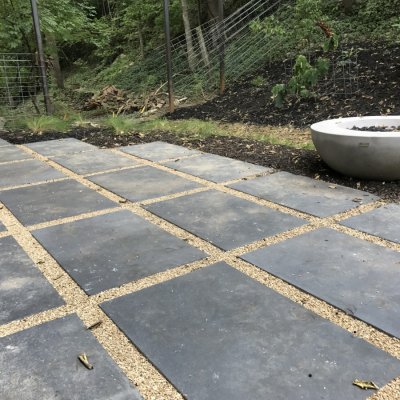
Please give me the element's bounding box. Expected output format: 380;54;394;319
0;140;399;400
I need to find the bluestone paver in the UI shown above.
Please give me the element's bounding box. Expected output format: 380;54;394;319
52;149;138;175
121;141;202;161
163;153;271;182
89;166;202;202
0;146;31;163
0;314;142;400
0;236;64;324
0;138;9;146
32;210;206;295
242;228;400;339
0;179;117;226
101;262;400;400
0;159;65;189
229;171;379;217
341;203;400;243
145;190;305;250
25;138;96;157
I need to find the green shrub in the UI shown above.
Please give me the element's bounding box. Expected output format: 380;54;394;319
271;55;330;107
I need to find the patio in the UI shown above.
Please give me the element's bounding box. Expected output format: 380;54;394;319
0;138;399;399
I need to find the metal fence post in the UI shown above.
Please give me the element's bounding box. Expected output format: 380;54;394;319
30;0;52;114
163;0;174;113
218;0;225;95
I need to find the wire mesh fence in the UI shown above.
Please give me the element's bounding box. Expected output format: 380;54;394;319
171;0;292;96
0;53;46;124
149;0;360;102
0;0;362;124
277;48;360;97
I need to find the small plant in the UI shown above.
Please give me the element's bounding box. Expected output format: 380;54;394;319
250;75;267;87
24;115;69;133
316;20;339;52
105;114;136;134
271;55;330;107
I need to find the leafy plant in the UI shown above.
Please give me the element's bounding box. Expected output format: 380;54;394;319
271;55;330;107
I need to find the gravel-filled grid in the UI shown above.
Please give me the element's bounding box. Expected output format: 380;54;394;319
0;139;399;400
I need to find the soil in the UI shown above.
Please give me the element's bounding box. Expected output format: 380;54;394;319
168;42;400;128
1;126;399;203
352;125;400;132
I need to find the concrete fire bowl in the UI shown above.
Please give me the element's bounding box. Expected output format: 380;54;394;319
311;116;400;180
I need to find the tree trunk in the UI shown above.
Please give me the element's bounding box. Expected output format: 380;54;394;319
196;26;210;69
181;0;196;71
46;35;64;89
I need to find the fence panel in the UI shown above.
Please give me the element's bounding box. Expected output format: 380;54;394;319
0;53;46;125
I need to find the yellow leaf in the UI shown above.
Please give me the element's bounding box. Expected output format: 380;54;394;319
352;379;379;390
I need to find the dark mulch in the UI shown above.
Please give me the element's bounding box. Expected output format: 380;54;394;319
168;42;400;128
1;127;398;203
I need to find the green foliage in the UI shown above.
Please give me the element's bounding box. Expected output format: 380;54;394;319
0;0;95;52
271;55;330;107
250;76;267;87
271;84;287;108
105;114;137;134
322;34;339;52
251;0;328;56
252;0;400;61
24;115;70;133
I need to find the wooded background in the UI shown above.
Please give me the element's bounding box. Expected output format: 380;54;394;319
0;0;399;103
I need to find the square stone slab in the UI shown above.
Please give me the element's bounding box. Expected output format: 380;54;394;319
163;153;271;182
121;141;202;161
0;236;64;324
0;314;142;400
0;138;10;147
101;262;400;400
0;146;31;163
89;166;202;202
242;228;400;339
341;204;400;243
32;210;206;295
25;138;96;157
0;180;117;226
52;149;139;175
0;159;65;189
145;190;305;250
229;171;379;217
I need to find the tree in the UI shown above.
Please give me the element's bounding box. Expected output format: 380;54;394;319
181;0;196;71
0;0;95;87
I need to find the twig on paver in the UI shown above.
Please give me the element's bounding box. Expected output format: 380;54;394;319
78;353;94;370
352;379;379;390
87;321;102;330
